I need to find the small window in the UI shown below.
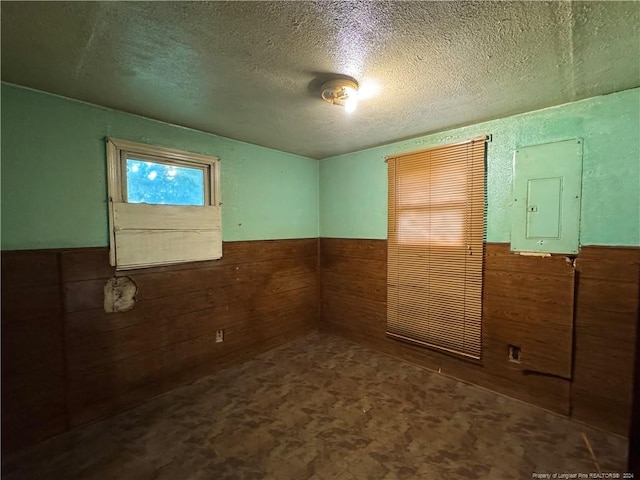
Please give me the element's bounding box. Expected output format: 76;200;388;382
106;138;222;270
126;158;206;206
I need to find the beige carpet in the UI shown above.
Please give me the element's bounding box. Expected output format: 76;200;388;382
3;332;628;479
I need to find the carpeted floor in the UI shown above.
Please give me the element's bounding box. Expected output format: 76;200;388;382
2;332;628;479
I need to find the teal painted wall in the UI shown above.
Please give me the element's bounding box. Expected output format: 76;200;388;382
1;83;318;250
3;84;638;249
320;88;640;246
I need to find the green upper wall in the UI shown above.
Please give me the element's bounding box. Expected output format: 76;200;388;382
1;83;319;250
3;84;639;250
320;88;640;246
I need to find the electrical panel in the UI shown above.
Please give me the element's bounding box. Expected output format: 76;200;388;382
511;139;583;254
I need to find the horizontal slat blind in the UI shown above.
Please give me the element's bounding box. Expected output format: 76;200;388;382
387;138;487;359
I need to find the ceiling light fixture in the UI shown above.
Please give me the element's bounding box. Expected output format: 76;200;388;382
321;78;359;114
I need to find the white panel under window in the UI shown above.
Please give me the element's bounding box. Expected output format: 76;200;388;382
111;202;221;269
106;138;222;270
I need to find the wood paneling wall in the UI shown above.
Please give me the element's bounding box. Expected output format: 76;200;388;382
320;238;639;435
2;239;318;455
3;237;637;455
481;244;575;414
1;251;67;453
630;294;640;474
573;247;640;434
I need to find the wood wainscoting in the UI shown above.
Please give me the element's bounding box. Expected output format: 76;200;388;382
3;237;637;456
1;239;318;456
573;247;640;435
1;251;67;456
320;238;639;436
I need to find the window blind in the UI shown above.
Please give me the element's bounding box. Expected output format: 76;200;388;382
387;137;487;360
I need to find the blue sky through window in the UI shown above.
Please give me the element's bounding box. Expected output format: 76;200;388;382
126;158;205;206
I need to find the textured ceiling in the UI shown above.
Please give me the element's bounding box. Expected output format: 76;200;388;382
2;1;639;159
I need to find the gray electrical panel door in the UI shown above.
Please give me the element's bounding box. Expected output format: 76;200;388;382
511;139;583;254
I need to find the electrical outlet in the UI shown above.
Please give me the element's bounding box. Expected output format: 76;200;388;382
508;344;521;363
216;329;224;343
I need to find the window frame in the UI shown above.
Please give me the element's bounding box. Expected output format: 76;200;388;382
107;138;221;207
106;138;222;270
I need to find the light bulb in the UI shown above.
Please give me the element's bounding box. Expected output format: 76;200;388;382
321;78;360;113
344;98;357;113
343;92;358;113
